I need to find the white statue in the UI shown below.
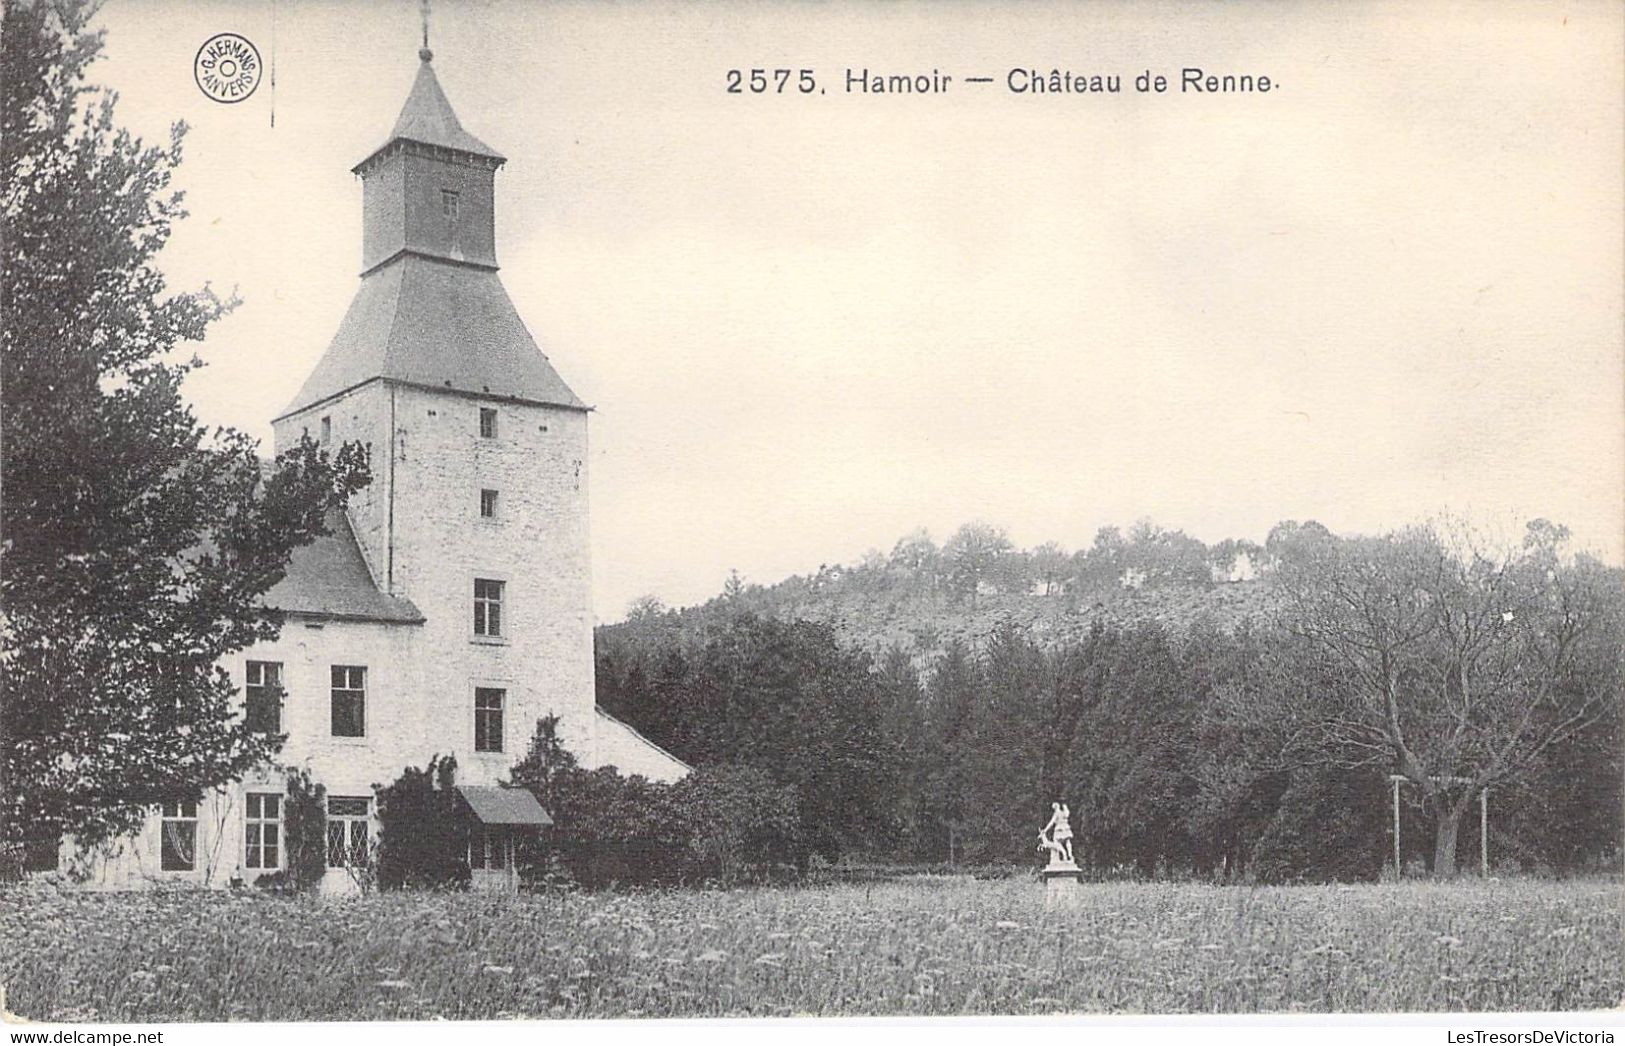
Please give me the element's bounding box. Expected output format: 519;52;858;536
1038;800;1075;866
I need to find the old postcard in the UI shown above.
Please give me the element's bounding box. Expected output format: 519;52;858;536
1;0;1620;1041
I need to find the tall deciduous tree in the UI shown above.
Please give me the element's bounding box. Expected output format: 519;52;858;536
1;1;369;846
942;521;1013;607
1267;519;1624;877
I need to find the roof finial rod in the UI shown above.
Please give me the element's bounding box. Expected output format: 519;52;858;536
418;0;433;62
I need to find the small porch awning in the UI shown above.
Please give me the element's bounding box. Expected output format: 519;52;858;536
456;785;552;827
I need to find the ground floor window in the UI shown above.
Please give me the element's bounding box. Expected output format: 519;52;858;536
326;796;370;867
245;792;282;870
160;800;198;871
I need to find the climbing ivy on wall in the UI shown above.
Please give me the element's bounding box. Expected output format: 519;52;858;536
280;769;327;891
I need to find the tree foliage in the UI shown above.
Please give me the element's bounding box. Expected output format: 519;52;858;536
0;0;369;846
597;615;906;861
279;768;327;891
374;755;469;890
1266;518;1623;876
597;517;1622;881
508;717;799;886
667;764;801;883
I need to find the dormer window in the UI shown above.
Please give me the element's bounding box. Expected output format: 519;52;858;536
441;189;460;219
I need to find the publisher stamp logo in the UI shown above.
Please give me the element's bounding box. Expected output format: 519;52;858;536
194;33;261;104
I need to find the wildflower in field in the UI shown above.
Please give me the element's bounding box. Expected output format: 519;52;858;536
376;979;411;989
695;950;728;964
995;920;1021;930
1434;935;1463;948
754;953;785;967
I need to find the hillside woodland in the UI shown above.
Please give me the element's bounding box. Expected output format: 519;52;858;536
596;520;1623;881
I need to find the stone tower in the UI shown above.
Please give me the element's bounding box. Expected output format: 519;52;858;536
271;49;596;779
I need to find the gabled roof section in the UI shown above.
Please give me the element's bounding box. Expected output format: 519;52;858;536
595;707;694;782
355;50;504;170
260;507;424;624
275;255;588;420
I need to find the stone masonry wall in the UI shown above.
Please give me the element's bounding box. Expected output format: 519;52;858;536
274;381;597;783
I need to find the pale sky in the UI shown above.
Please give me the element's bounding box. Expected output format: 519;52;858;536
88;0;1624;622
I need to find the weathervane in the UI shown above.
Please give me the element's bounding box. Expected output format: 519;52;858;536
419;0;433;60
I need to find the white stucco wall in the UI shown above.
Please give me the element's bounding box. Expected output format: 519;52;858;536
593;710;692;784
274;381;598;773
63;364;708;889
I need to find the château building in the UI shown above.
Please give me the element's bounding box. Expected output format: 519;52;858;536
71;47;688;891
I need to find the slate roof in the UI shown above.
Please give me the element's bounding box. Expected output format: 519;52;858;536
355;51;504;168
457;785;553;827
260;507;424;624
275;255;587;420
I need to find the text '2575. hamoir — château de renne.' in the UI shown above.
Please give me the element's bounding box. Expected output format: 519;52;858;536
728;66;1275;95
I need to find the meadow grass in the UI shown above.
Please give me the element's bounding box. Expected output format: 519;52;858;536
1;876;1618;1021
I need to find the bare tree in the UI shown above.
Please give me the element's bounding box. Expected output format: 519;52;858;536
1267;518;1622;877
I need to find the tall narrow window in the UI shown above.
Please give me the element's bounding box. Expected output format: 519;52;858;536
160;800;198;871
474;687;505;752
245;793;282;870
330;665;366;737
326;796;371;868
441;189;460;219
473;579;504;637
479;407;498;438
245;660;283;734
480;488;498;519
320;416;331;445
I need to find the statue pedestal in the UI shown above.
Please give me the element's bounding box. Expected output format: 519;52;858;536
1042;860;1083;910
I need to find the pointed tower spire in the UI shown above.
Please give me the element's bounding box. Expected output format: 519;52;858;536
275;46;584;423
355;51;504;167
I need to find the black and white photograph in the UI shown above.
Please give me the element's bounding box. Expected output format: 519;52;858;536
1;0;1621;1039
